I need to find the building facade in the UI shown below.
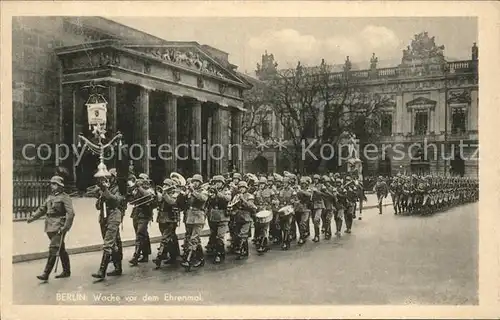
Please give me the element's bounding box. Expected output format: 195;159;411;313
246;32;478;178
13;17;251;190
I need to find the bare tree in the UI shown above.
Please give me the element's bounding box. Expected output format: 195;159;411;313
261;59;393;173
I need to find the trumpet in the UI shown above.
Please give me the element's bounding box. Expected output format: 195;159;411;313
129;192;155;208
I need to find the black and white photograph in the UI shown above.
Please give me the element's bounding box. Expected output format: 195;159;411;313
1;1;499;318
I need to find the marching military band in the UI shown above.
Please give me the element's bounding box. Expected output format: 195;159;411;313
31;169;478;282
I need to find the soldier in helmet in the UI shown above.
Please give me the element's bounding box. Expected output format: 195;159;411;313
310;174;326;242
373;176;389;215
278;176;294;250
27;175;75;282
153;178;184;269
92;168;125;280
205;175;232;264
332;178;345;237
294;177;313;245
180;174;208;270
229;181;258;259
228;172;242;253
128;173;155;266
343;176;357;233
255;177;277;243
320;175;336;240
389;174;402;214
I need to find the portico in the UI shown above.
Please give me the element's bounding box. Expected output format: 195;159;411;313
56;40;251;190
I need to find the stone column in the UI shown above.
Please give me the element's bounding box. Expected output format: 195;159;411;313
164;93;178;175
190;98;203;174
438;89;446;133
395;93;403;134
135;86;151;176
212;105;222;175
231;109;243;172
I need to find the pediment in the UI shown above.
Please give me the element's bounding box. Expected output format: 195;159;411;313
448;90;471;104
121;43;249;86
406;96;436;109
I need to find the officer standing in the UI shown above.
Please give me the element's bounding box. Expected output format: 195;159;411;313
92;169;125;280
28;175;75;281
206;175;232;264
373;176;389;215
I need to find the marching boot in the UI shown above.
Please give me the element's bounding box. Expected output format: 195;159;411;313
55;250;71;279
153;245;165;269
181;249;193;269
107;252;123;276
129;245;141;266
192;245;205;268
162;241;178;265
138;254;149;263
313;226;320;242
37;255;57;281
92;252;111;280
214;240;225;264
237;239;249;260
281;231;290;250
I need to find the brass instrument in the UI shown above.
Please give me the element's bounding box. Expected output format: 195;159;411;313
273;173;284;181
227;193;242;210
85;184;100;197
170;172;186;187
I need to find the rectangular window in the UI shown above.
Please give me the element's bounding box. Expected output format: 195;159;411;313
381;113;392;136
261;119;271;139
414;111;428;135
451;108;467;134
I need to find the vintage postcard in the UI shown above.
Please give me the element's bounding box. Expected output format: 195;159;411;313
1;1;499;319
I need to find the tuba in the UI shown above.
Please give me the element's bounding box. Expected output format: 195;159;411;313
245;173;259;186
170;172;186;187
273;173;284;181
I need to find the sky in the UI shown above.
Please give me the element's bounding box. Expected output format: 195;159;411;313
110;17;477;76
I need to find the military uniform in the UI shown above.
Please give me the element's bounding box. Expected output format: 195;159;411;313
231;181;258;259
343;177;357;233
227;173;241;252
320;176;336;240
92;173;126;280
128;174;155;266
294;178;313;245
255;177;275;248
206;175;232;263
154;179;183;269
278;179;294;250
28;176;75;281
332;179;344;237
311;175;326;242
181;174;208;270
373;177;388;215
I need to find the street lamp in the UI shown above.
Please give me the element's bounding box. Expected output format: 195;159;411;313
77;83;123;178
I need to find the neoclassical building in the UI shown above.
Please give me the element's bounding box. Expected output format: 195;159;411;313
13;17;251;190
246;32;478;178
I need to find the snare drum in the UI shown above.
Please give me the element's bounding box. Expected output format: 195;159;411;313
255;210;273;224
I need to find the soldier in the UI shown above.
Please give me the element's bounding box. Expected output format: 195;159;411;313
206;175;232;264
180;174;208;270
320;175;336;240
255;177;276;243
332;178;345;237
294;177;313;245
389;174;402;214
229;181;258;259
343;176;357;233
228;172;242;253
352;174;366;220
278;177;294;250
373;176;389;215
288;173;299;241
310;174;326;242
128;173;155;266
27;175;75;281
153;178;183;269
91;169;126;280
